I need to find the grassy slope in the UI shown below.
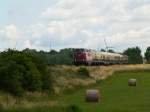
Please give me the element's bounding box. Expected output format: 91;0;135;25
51;64;150;94
57;71;150;112
1;65;150;112
3;71;150;112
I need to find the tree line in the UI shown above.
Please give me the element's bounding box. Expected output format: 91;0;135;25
22;48;75;65
123;46;150;64
22;46;150;65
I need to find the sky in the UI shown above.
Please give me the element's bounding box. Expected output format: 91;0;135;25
0;0;150;53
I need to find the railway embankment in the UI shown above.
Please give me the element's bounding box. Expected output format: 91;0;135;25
89;64;150;80
51;64;150;94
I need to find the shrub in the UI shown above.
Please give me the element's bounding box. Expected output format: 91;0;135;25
0;49;53;97
77;67;90;77
0;60;24;97
123;47;143;64
41;72;53;92
145;47;150;63
66;104;82;112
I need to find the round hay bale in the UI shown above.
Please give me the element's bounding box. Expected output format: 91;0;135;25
85;89;99;102
128;78;137;86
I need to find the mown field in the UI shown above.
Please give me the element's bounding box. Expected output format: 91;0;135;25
1;70;150;112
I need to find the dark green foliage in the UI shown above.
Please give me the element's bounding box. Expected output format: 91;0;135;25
22;48;53;91
0;106;63;112
0;61;24;97
108;49;115;53
77;67;89;77
66;104;82;112
23;48;75;65
0;105;81;112
48;48;75;65
0;49;52;97
41;70;53;91
100;49;115;53
123;47;143;64
49;50;58;55
0;50;25;97
101;49;106;52
145;47;150;63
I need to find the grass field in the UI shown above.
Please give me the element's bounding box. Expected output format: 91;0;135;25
57;70;150;112
1;70;150;112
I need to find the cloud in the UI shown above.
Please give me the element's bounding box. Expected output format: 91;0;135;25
133;4;150;20
41;0;100;19
0;24;20;40
24;40;32;48
0;0;150;53
39;0;150;51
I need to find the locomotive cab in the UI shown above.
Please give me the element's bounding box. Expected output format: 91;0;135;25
73;49;92;65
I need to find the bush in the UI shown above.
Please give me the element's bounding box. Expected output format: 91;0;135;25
66;104;82;112
123;47;143;64
0;60;24;97
0;49;53;97
77;67;90;77
41;72;53;92
145;47;150;63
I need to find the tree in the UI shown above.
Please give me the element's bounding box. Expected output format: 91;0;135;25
49;50;58;55
108;49;115;53
47;48;75;65
0;49;53;96
101;49;106;52
0;60;24;97
123;47;143;64
145;47;150;63
22;48;76;65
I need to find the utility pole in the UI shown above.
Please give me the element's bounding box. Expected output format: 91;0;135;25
14;42;17;50
103;37;108;52
103;37;114;52
49;40;52;52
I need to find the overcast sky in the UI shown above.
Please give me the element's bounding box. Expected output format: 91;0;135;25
0;0;150;53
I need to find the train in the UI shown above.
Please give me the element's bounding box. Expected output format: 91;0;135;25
73;49;128;66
